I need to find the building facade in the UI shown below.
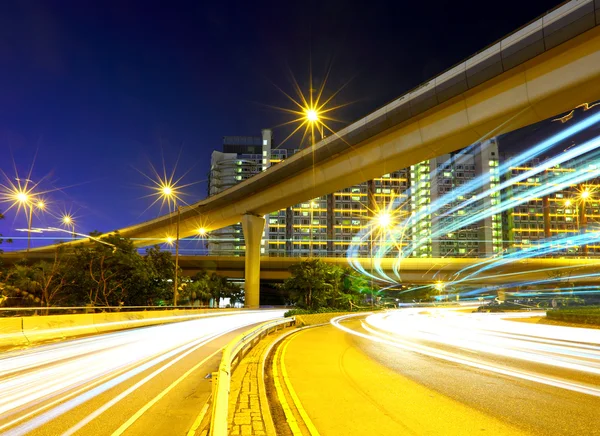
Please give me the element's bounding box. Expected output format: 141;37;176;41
207;129;506;259
502;156;600;256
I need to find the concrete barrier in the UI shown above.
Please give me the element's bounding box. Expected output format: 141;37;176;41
92;311;150;333
294;312;357;326
0;317;28;349
0;308;241;349
21;314;97;343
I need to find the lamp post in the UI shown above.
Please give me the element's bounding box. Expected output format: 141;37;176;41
14;191;32;251
26;199;46;251
160;185;182;307
567;188;592;256
304;107;323;259
174;205;182;306
370;212;393;307
434;281;445;302
579;188;590;256
61;215;75;239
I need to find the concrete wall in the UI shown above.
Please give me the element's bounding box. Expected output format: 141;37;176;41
0;308;239;349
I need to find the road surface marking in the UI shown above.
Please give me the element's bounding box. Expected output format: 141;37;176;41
272;335;303;436
280;330;321;436
60;330;236;436
111;348;222;436
186;397;211;436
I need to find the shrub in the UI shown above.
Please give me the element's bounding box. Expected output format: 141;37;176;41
546;306;600;325
284;306;382;318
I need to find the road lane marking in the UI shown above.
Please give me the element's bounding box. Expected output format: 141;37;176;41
2;332;224;436
280;332;320;436
111;348;222;436
186;397;211;436
272;336;303;436
0;350;166;433
59;330;235;436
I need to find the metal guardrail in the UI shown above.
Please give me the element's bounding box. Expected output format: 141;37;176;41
209;316;296;436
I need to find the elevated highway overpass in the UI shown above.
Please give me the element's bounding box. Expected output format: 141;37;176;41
6;252;600;286
30;1;600;306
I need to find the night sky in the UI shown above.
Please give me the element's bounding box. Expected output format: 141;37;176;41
0;0;561;249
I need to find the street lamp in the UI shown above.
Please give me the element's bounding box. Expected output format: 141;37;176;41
14;190;32;251
434;281;446;302
13;190;46;252
306;108;324;141
369;212;395;307
159;184;182;306
306;109;319;122
61;214;75;239
579;189;591;256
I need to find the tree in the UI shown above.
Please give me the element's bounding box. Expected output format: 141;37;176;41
64;232;142;306
280;259;368;310
224;282;244;306
0;210;11;254
187;271;213;306
0;210;4;254
5;263;42;305
32;252;69;308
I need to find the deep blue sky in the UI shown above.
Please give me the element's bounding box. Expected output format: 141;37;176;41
0;0;560;249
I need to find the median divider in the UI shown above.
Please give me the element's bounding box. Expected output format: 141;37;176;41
209;316;296;436
0;317;28;348
22;313;97;343
0;308;246;349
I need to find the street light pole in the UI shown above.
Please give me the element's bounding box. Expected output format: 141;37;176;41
174;205;181;307
370;230;374;307
27;203;33;252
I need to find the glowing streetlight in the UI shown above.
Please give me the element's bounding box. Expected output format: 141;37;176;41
305;108;319;122
434;281;446;302
162;185;173;197
61;214;75;239
580;190;590;200
11;190;48;252
368;212;397;307
16;191;29;204
375;212;392;229
159;184;182;307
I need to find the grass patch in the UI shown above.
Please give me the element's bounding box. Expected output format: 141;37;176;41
546;306;600;325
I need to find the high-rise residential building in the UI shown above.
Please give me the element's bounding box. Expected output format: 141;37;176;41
501;157;600;256
207;129;504;259
409;139;502;258
208;129;276;256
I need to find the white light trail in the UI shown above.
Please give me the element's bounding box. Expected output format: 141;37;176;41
330;310;600;397
0;311;284;434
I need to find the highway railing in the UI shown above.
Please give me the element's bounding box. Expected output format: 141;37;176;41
209;316;296;436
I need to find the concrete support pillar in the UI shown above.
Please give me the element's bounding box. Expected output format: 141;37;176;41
242;214;265;308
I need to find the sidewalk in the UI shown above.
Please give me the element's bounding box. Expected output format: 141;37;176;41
228;329;288;436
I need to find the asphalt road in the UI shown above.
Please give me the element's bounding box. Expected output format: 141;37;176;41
0;310;285;436
279;309;600;436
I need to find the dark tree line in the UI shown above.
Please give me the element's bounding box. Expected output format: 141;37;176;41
0;232;241;308
279;259;372;310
